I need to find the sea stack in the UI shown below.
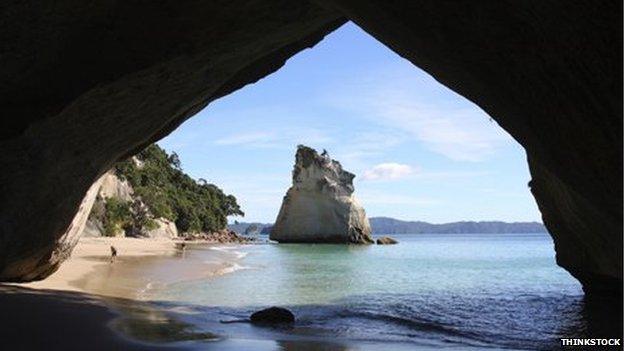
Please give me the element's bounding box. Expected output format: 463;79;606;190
270;145;373;244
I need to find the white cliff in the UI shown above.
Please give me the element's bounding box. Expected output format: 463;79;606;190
83;170;178;239
270;146;373;244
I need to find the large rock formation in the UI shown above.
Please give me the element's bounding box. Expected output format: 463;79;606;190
0;1;620;298
271;146;373;244
82;170;179;239
0;175;105;281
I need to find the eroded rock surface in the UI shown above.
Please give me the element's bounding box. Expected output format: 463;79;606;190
147;218;179;240
82;170;179;239
99;172;134;202
271;146;372;244
0;175;105;281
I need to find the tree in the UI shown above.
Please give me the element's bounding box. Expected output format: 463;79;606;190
103;198;132;236
111;144;244;236
168;152;182;170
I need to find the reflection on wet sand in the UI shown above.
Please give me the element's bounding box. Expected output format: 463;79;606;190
107;298;218;344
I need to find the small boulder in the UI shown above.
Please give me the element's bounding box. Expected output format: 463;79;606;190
250;307;295;325
376;236;398;245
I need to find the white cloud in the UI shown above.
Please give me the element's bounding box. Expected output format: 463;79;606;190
330;130;407;171
325;69;513;162
372;97;505;162
214;131;275;146
213;128;331;149
361;163;414;181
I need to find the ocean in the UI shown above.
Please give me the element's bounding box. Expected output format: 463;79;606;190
133;233;604;350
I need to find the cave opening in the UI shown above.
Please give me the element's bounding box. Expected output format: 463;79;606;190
160;22;544;232
113;22;587;344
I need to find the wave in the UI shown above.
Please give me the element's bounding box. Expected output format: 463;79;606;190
135;281;165;301
215;263;250;276
234;251;248;259
208;246;248;260
208;246;241;252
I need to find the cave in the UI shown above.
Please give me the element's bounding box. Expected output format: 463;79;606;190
0;0;621;301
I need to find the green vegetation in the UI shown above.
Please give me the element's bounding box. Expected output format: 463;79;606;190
102;197;132;236
114;144;243;233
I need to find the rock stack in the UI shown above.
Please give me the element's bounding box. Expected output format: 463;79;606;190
270;146;373;244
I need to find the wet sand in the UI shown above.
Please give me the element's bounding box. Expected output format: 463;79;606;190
22;237;180;295
22;237;242;298
0;237;243;350
0;285;197;351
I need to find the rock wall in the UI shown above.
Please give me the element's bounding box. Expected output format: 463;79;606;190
84;171;179;239
0;175;105;281
271;146;372;244
83;171;135;237
146;218;179;240
99;172;134;202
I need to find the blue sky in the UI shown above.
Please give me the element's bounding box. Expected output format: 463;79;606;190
159;22;541;224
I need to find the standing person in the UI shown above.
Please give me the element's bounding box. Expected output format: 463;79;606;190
110;245;117;264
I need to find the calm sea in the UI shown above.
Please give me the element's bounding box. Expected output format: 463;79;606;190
142;233;601;350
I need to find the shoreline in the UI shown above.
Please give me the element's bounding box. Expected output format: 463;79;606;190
1;234;604;351
1;237;253;350
21;237;249;298
22;237;179;295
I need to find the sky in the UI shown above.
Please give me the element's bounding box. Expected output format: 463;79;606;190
158;22;541;224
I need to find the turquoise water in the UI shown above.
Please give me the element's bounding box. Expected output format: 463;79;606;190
149;234;592;349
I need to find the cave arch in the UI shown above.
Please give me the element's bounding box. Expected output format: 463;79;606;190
0;1;621;296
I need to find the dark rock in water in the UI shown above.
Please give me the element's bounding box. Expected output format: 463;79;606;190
250;307;295;325
376;236;398;245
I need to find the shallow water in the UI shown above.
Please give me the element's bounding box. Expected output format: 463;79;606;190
127;233;621;350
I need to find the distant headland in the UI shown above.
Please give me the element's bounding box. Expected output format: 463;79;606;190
230;217;547;235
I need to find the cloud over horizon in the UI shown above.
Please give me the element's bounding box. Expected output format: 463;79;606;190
361;163;414;181
214;128;332;149
325;68;513;162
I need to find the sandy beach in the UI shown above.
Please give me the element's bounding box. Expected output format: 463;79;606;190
23;237;179;294
19;237;246;298
0;237;243;350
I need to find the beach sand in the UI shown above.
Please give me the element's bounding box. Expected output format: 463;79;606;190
23;237;179;294
0;237;236;350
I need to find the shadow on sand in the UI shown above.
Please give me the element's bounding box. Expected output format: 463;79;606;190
1;285;621;351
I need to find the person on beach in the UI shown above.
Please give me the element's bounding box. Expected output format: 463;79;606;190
179;243;187;258
110;245;117;264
